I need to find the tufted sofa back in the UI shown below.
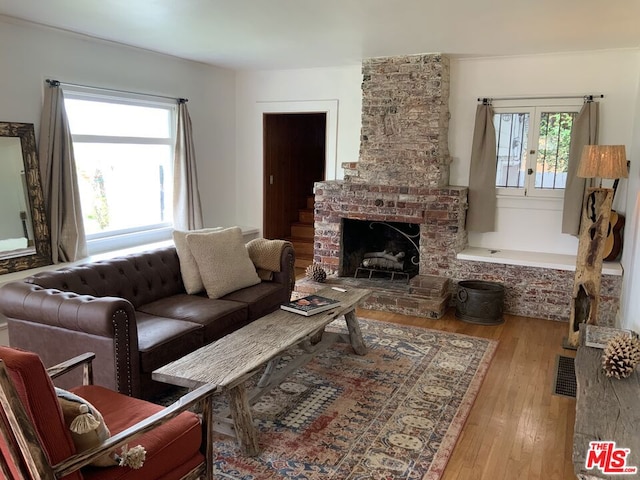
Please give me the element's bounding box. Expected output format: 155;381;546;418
26;247;184;308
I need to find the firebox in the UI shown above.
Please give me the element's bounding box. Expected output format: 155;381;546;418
339;219;420;280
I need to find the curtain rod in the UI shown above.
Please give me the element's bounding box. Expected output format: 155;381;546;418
478;94;603;105
45;79;188;103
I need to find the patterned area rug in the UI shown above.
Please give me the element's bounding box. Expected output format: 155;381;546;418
155;317;497;479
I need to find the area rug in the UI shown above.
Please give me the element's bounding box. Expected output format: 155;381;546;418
156;317;497;479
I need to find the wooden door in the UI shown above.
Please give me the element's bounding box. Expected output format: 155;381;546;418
263;113;326;239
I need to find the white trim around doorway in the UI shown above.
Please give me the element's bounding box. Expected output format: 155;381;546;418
256;100;339;180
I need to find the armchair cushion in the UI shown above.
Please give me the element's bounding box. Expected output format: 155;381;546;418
71;385;203;480
186;226;260;299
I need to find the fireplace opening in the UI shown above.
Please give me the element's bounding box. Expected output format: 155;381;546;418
340;219;420;280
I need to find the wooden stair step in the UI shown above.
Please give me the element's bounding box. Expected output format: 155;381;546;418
288;237;313;256
291;222;314;239
306;196;315;210
298;209;314;224
295;254;313;269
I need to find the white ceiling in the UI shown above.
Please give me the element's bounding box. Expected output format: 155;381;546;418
1;0;639;70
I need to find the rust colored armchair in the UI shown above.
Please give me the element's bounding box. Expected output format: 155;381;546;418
0;346;216;479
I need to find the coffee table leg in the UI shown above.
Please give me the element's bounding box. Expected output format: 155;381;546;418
344;310;367;355
228;384;260;456
257;356;281;388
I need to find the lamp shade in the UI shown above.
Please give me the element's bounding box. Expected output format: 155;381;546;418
577;145;628;179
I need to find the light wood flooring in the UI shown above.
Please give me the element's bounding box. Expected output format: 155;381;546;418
358;307;577;480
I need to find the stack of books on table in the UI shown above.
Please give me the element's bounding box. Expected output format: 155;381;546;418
281;294;341;316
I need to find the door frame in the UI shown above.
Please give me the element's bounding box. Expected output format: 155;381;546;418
257;99;339;182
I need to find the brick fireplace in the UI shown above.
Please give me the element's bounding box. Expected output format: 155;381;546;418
302;53;621;323
305;54;465;318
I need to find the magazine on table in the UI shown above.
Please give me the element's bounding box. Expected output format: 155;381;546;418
281;294;341;316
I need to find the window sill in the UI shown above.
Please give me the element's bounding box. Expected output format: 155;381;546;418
457;247;623;276
0;225;261;284
495;194;563;211
0;225;261;333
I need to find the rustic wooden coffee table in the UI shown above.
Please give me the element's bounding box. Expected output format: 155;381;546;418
152;286;371;455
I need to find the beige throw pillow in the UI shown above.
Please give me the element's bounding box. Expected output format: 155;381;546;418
186;227;261;299
173;227;223;294
55;388;117;467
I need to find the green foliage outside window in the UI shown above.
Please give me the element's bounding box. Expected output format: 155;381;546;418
537;112;576;175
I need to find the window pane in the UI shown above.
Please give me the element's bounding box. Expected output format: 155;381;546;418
73;143;173;235
536;112;576;189
494;113;528;188
65;99;171;138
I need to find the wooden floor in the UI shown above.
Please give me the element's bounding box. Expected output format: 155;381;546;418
358;307;577;480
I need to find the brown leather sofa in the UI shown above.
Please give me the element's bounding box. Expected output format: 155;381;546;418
0;244;295;399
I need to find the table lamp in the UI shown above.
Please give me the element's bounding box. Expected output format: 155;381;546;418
577;145;628;186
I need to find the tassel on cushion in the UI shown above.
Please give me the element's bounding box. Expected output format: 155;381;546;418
118;444;147;469
69;404;101;434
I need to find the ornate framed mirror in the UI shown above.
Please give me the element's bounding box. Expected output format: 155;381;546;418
0;122;51;274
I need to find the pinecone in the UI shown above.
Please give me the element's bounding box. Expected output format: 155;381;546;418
602;334;640;379
305;264;327;283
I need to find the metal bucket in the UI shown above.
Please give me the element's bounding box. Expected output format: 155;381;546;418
455;280;505;325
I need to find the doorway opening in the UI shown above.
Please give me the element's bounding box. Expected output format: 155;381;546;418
263;113;326;269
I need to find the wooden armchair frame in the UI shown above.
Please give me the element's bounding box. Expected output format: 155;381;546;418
0;352;217;480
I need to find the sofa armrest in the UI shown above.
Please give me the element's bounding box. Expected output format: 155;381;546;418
0;282;134;337
0;282;141;396
271;244;296;298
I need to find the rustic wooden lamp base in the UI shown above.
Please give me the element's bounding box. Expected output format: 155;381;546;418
566;187;613;349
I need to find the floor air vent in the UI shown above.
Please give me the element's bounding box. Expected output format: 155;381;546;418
553;354;576;398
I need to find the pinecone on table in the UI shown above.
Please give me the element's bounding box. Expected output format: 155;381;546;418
305;264;327;283
602;334;640;379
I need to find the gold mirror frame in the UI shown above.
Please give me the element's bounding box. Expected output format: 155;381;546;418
0;122;51;274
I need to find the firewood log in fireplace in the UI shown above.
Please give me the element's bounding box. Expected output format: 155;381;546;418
361;250;405;271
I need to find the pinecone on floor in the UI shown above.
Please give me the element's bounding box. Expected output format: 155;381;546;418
602;334;640;379
305;264;327;283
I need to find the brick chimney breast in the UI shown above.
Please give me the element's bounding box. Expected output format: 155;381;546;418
350;53;451;187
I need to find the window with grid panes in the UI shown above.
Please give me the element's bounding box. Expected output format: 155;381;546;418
493;101;581;198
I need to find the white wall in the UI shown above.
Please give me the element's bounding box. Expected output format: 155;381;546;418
449;50;640;255
0;17;237;228
234;66;362;231
619;67;640;332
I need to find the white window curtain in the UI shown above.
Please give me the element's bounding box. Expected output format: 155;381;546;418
561;101;599;235
173;101;203;230
38;83;87;263
466;104;497;232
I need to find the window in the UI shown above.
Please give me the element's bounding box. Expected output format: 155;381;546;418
493;101;581;198
64;89;176;252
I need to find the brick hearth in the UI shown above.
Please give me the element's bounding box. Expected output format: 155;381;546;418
296;275;451;319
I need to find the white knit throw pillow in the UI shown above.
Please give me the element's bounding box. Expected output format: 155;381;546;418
173;227;223;294
186;227;260;299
